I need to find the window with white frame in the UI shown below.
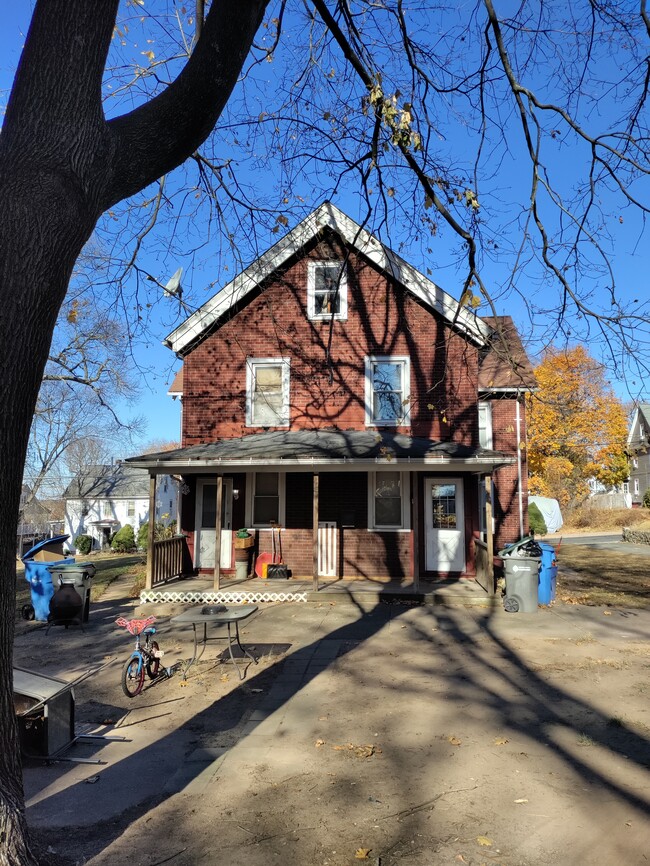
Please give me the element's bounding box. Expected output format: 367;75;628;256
478;401;493;449
633;457;639;468
368;471;410;530
246;358;290;427
127;500;135;518
252;473;284;526
623;481;630;495
365;356;410;426
307;261;348;320
634;478;640;495
102;500;112;518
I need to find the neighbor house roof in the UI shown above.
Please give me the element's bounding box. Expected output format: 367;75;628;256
124;429;515;474
627;403;650;446
164;202;494;355
62;464;152;499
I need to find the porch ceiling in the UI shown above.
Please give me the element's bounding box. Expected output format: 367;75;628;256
123;429;514;475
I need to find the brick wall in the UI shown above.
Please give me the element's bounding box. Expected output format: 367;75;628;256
181;235;480;446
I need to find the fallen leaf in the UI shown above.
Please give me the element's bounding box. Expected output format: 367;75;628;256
318;716;328;721
220;674;230;682
85;776;100;784
493;737;508;746
476;836;492;847
448;736;462;746
513;798;528;804
603;610;612;616
355;849;371;860
456;856;467;863
315;739;326;747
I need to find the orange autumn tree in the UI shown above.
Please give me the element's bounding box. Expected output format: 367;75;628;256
526;346;629;506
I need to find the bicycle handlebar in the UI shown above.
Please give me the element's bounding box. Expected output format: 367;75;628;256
115;615;156;635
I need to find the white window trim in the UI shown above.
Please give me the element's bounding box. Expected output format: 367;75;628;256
246;357;290;428
478;401;493;449
367;471;411;531
634;477;640;495
245;472;287;528
307;261;348;321
364;355;411;427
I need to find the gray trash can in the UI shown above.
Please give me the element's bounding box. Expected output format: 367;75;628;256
501;555;540;612
47;562;96;623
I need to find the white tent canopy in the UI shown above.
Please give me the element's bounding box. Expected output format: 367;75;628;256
529;496;563;534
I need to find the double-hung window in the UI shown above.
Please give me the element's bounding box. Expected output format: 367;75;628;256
246;358;290;427
251;472;284;526
368;471;410;530
307;261;347;320
478;401;493;449
365;356;410;426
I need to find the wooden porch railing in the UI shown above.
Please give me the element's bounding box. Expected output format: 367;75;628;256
148;535;187;589
474;537;495;596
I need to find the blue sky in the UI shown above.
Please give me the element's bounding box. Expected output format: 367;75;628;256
2;2;649;452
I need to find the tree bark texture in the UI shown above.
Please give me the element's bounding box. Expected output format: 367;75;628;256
0;1;268;862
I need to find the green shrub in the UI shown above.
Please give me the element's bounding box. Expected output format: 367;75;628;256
643;489;650;509
137;520;177;550
74;534;93;555
528;502;547;535
111;524;136;552
137;522;149;551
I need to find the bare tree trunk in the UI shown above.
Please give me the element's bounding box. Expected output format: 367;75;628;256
0;1;269;861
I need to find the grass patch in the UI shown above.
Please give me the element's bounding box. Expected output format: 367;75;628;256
557;544;650;609
563;505;650;532
15;552;145;621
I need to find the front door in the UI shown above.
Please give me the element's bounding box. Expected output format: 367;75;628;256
195;479;233;569
424;477;465;573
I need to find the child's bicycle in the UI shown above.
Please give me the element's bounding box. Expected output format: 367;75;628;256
115;616;170;698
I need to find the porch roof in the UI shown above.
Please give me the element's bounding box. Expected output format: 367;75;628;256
124;429;515;474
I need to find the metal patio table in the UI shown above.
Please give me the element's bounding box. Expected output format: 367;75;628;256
171;604;259;680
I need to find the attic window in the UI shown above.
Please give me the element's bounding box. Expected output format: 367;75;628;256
307;261;347;320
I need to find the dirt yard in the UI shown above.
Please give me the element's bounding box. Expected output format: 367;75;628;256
16;580;650;866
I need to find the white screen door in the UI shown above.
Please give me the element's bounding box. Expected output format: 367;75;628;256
424;478;465;572
195;479;233;569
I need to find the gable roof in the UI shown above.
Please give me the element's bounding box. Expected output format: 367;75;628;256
627;404;650;446
164;202;493;356
62;464;152;500
479;316;536;392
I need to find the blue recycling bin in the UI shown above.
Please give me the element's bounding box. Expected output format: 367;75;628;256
21;535;75;622
538;542;558;605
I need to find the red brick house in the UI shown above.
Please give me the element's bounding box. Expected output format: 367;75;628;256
126;203;535;593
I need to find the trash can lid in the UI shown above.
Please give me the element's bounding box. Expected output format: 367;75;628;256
21;535;70;562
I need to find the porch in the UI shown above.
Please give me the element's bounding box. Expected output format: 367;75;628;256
127;430;513;602
143;533;496;607
140;571;495;607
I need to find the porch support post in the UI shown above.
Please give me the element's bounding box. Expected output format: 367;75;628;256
312;473;319;591
485;473;495;595
145;474;156;590
213;474;223;591
412;472;420;593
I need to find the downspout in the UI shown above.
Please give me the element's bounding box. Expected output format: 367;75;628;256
516;395;524;538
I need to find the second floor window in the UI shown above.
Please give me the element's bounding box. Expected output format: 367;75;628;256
307;261;348;320
127;500;135;518
246;358;290;427
365;356;410;426
102;500;112;518
478;401;493;449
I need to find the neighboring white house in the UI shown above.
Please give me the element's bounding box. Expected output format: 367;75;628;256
63;464;179;551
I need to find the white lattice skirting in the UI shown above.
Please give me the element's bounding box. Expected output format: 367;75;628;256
140;589;309;605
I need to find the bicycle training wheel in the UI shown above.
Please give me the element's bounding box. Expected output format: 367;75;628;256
146;642;161;679
122;657;145;698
